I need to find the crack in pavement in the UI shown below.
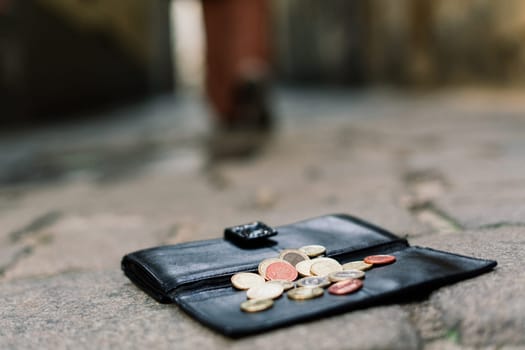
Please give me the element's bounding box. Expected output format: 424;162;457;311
1;211;61;279
0;246;33;277
401;169;463;233
9;211;61;242
476;221;525;230
401;169;525;234
408;202;463;233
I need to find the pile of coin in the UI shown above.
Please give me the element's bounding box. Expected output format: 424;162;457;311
231;244;396;312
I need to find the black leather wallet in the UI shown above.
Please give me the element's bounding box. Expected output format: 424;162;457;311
121;214;496;337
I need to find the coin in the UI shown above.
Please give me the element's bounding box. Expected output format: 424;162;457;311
328;269;365;282
364;254;396;265
247;282;284;300
310;257;337;264
267;279;295;291
310;258;342;276
295;260;314;277
328;279;363;295
299;245;326;257
312;257;336;262
258;258;283;279
287;287;324;300
279;249;310;267
231;272;266;290
342;261;373;271
297;276;331;288
240;299;274;313
265;261;298;281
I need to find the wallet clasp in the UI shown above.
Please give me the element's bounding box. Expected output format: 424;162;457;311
224;221;278;246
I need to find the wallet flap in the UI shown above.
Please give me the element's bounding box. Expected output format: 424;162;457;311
121;214;406;302
174;246;496;337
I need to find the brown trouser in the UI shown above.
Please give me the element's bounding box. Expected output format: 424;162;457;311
202;0;270;125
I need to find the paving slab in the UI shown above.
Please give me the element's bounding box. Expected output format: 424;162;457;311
409;226;525;348
1;214;170;281
0;271;420;350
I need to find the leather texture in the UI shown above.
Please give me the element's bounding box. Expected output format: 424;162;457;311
121;214;497;337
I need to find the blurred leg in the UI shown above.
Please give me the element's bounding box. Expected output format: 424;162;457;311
202;0;271;129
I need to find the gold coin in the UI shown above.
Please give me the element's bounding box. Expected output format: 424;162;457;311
231;272;266;290
297;276;331;288
342;261;373;271
240;299;274;313
258;258;282;279
247;282;284;300
296;260;314;277
287;287;324;300
299;245;326;257
310;258;342;276
311;257;337;263
279;249;310;267
267;279;295;291
328;269;365;282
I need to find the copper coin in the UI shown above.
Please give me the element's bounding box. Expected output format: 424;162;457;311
258;258;282;279
363;255;396;265
328;279;363;295
265;261;298;281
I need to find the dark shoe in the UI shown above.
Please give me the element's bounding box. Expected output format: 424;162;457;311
228;76;273;132
207;76;274;161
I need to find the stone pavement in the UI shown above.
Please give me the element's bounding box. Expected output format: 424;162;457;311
1;89;524;349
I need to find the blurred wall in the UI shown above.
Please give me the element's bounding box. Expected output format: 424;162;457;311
3;0;525;124
272;0;368;85
273;0;525;86
0;0;173;123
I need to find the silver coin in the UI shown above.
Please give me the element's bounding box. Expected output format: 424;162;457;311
296;276;331;288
